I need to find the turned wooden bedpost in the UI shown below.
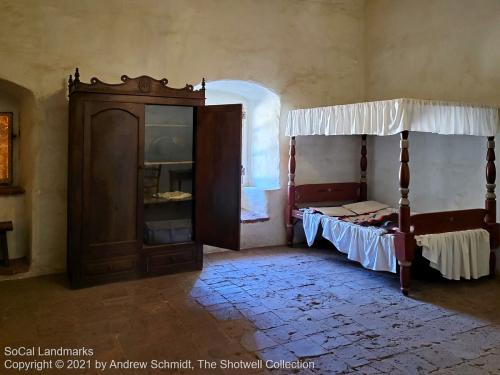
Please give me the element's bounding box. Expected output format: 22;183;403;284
286;137;296;246
486;136;497;274
399;132;411;233
395;131;415;296
360;135;367;201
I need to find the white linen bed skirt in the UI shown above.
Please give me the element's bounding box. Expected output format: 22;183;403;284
415;229;490;280
321;216;397;273
286;98;499;137
303;210;491;279
302;210;396;273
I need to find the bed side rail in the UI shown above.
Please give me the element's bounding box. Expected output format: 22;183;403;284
410;209;488;236
295;182;361;205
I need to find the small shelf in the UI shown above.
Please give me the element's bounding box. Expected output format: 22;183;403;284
144;196;192;205
0;186;25;196
145;123;191;128
145;161;194;165
142;241;195;251
0;257;29;275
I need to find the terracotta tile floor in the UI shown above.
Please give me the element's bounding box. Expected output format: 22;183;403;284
1;246;500;374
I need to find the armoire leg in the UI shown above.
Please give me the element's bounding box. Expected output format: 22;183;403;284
195;242;203;270
399;261;411;296
490;251;496;276
485;137;497;276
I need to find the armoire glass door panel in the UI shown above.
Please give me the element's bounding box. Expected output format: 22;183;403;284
143;105;194;246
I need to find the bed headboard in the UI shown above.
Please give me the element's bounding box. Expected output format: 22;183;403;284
286;135;367;208
294;182;361;206
285;135;368;246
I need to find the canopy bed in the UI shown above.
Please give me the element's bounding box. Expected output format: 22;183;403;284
285;98;500;295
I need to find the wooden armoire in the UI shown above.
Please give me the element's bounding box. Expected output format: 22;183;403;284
67;69;241;288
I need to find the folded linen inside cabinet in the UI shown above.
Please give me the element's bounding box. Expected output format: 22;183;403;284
144;219;192;245
415;229;490;280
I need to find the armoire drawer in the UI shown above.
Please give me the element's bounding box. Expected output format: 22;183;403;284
84;256;138;277
149;249;194;266
144;247;196;275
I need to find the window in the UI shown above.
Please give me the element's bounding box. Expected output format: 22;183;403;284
199;80;280;222
0;112;13;185
200;80;280;189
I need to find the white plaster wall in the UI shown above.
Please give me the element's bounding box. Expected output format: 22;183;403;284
365;0;500;217
295;135;361;185
365;0;500;105
0;0;366;276
368;134;485;213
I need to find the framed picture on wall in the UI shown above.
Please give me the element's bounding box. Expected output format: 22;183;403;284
0;112;13;185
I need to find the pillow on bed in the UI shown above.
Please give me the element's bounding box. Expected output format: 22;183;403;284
310;206;357;217
342;200;390;215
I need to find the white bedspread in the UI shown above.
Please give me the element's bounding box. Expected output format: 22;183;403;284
415;229;490;280
302;209;396;273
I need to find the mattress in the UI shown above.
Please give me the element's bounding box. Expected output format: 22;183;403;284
144;219;192;245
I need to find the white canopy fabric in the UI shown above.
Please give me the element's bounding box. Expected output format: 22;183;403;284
286;98;499;137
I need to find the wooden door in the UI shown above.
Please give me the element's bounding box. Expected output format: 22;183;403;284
83;101;144;258
196;104;242;250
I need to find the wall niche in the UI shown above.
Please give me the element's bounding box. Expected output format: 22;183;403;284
0;78;37;276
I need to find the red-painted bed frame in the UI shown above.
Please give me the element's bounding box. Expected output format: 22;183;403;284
286;133;498;295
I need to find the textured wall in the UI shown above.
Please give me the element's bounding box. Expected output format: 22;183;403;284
0;0;365;277
3;0;497;279
365;0;500;217
365;0;500;105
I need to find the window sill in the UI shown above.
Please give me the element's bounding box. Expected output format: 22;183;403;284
242;185;280;191
0;186;25;196
241;208;270;224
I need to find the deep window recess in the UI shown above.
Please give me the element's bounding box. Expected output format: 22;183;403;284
199;80;280;222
